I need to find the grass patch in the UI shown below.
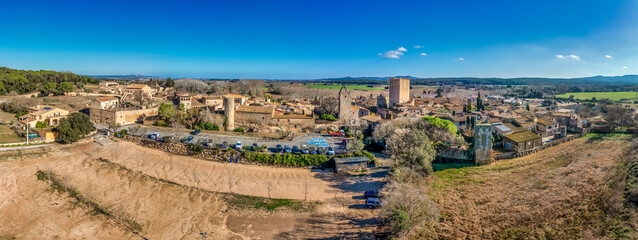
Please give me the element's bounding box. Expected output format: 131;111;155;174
555;91;638;101
303;84;386;91
432;162;475;172
228;195;318;211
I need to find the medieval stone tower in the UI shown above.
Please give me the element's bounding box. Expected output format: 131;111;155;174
389;77;410;108
377;94;388;109
473;123;493;165
223;96;235;130
338;85;353;124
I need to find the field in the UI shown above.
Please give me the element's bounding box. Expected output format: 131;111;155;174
0;125;23;144
555;91;638;101
303;83;386;90
426;134;636;239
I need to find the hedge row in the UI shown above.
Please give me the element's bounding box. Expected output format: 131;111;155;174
242;152;329;167
241;150;375;167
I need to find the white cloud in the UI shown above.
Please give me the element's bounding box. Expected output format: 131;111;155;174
605;55;613;59
420;53;427;56
380;47;407;58
622;66;628;69
569;54;580;60
556;55;566;59
458;57;465;61
413;45;424;49
380;50;404;59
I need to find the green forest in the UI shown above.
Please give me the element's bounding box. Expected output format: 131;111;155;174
0;67;98;95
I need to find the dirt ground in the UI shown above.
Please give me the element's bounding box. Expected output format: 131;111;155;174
428;135;633;239
0;137;385;239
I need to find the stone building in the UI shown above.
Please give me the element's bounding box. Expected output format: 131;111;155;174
474;123;493;165
338;85;355;124
90;107;158;126
91;96;119;110
377;94;388;109
503;131;542;151
389;77;410;108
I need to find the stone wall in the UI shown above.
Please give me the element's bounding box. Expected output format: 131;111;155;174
123;135;243;163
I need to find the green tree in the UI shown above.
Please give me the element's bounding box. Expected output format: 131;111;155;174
158;103;175;120
56;113;95;143
422;116;457;135
43;82;58;95
165;78;175;87
526;104;530;111
58;82;74;93
319;114;337;121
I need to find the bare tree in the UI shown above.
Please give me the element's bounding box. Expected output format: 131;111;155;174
314;97;339;116
175;79;209;93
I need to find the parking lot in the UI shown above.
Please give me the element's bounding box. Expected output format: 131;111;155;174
117;125;348;154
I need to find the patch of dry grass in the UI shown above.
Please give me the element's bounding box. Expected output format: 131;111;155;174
427;135;634;239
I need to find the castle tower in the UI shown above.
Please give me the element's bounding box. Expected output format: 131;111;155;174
389;77;410;108
338;85;353;124
224;96;235;130
377;94;388;109
474;123;492;165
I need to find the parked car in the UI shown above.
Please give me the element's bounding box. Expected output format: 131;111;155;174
366;197;381;209
182;136;194;144
342;139;349;145
148;131;159;140
292;146;300;153
317;147;325;154
220;141;229;149
276;144;283;153
251;143;259;151
309;146;318;154
190;129;201;135
203;141;215;148
326;147;335;155
364;190;379;198
284;145;292;153
301;145;309;154
235;141;242;150
261;144;268;152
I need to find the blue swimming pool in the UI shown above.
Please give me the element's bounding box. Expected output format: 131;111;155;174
28;134;41;139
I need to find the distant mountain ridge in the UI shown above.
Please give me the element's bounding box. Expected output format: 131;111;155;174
84;74;164;80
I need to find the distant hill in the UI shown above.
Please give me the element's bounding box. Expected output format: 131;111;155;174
84;74;164;80
315;75;638;85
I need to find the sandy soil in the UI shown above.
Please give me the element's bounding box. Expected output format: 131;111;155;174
429;136;632;239
0;137;385;239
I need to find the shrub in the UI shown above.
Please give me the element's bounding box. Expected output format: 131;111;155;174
233;127;244;133
55;112;95;143
156;120;168;127
319;114;337;121
187;143;203;154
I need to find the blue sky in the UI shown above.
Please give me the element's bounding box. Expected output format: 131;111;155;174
0;0;637;79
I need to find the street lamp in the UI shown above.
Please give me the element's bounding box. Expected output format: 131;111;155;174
25;116;30;145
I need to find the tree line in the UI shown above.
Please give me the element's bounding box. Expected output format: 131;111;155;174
0;67;98;95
